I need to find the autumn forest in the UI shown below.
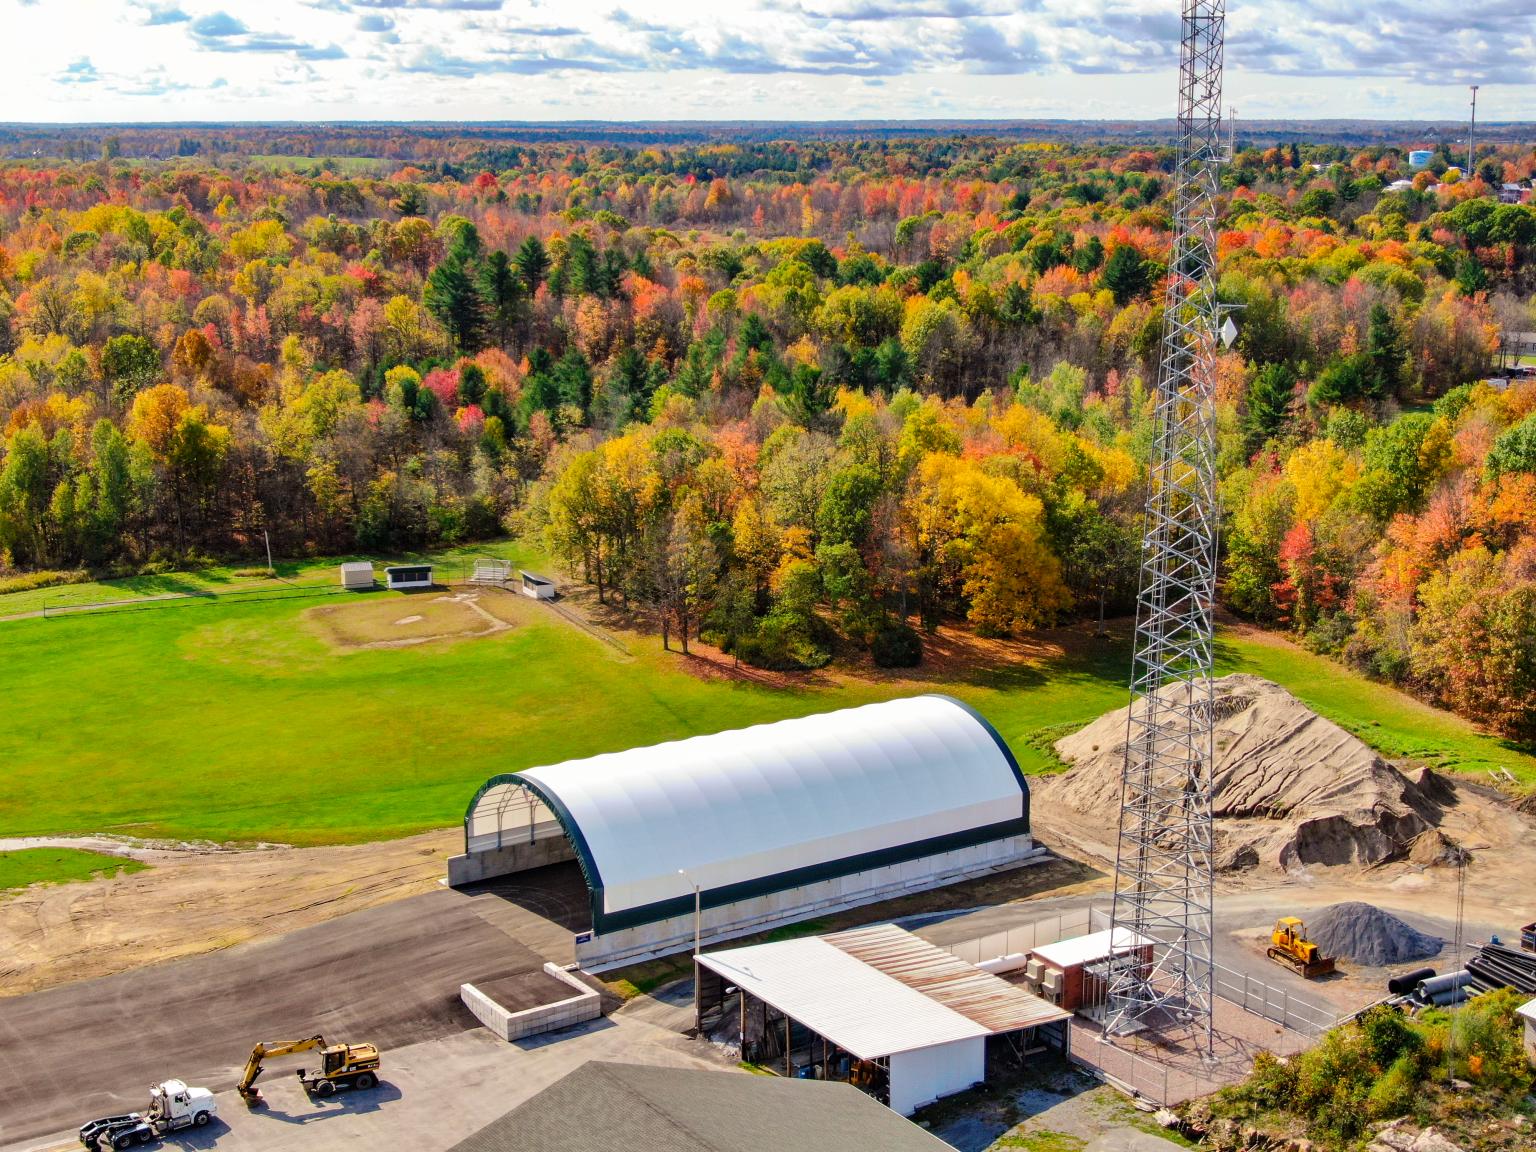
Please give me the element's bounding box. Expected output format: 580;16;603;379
2;131;1535;738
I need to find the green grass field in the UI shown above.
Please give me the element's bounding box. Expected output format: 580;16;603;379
246;155;384;174
1;542;1531;847
0;848;146;895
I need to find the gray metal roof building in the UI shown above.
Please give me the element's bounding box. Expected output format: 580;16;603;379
446;1061;951;1152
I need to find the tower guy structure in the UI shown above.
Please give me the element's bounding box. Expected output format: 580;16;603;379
1106;0;1225;1052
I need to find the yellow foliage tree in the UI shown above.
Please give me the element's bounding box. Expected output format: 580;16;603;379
907;454;1071;634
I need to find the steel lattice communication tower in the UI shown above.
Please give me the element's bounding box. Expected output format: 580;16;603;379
1106;0;1225;1053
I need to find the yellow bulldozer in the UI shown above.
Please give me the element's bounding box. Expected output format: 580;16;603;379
1267;916;1336;979
236;1035;381;1104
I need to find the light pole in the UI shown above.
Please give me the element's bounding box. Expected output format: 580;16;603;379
1448;841;1489;1086
679;869;701;955
1467;85;1479;179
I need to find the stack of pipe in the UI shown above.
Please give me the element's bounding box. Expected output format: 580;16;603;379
1413;971;1471;1007
1465;942;1536;995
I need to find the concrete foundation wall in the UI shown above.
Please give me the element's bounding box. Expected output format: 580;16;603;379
460;963;601;1041
576;834;1045;971
447;833;576;887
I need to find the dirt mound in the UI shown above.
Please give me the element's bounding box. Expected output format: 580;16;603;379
1305;901;1442;966
1517;791;1536;817
1042;674;1444;872
1407;828;1461;866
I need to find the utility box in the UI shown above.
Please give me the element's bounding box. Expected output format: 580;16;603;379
339;562;375;590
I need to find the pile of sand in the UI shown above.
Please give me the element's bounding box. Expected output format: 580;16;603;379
1043;674;1445;872
1305;902;1442;966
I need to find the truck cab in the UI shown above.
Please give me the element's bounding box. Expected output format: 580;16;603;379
147;1079;216;1128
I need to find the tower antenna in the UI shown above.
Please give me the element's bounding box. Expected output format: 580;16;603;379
1467;85;1480;178
1106;0;1225;1055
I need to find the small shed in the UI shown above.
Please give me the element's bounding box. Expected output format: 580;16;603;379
519;571;557;600
384;564;433;590
339;561;375;590
1028;928;1155;1013
1517;998;1536;1066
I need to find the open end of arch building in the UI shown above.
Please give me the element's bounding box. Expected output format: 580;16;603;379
452;695;1046;970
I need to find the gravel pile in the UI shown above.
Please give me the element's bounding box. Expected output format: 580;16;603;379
1042;674;1444;872
1305;901;1442;966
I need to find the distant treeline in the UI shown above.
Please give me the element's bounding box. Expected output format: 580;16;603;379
4;119;1535;163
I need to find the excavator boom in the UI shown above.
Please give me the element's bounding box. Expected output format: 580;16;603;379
237;1036;325;1101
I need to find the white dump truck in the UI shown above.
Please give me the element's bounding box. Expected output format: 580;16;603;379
78;1079;217;1149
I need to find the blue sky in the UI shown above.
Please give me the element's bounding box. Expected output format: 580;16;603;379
7;0;1532;122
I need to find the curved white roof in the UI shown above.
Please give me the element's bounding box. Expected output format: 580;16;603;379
485;695;1026;927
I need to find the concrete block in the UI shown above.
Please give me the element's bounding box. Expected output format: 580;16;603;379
460;962;601;1042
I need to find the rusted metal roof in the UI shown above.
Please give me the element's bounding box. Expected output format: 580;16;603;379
826;924;1071;1034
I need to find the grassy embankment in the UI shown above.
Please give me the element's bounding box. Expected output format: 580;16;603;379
1;541;1531;846
0;848;146;895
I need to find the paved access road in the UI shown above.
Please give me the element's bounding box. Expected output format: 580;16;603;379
0;887;549;1147
6;1004;734;1152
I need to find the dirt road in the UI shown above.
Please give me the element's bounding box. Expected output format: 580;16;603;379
0;885;550;1146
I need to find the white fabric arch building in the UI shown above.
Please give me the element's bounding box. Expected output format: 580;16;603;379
450;695;1043;970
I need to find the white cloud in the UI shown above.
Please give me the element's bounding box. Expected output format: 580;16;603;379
0;0;1529;120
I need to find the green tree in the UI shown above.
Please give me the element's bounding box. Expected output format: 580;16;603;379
1486;411;1536;479
1101;243;1151;305
424;255;486;354
1364;303;1407;400
101;334;161;402
514;235;550;296
1244;363;1296;452
816;462;884;549
478;250;520;349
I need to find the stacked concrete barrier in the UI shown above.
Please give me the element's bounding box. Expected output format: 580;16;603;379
461;963;601;1041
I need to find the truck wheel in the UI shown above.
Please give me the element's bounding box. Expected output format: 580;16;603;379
114;1137;132;1151
314;1079;336;1097
194;1111;211;1127
353;1072;376;1090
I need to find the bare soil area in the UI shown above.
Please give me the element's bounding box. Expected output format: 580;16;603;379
0;829;457;996
304;587;529;650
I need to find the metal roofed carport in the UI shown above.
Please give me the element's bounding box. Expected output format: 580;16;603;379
694;924;1071;1115
451;695;1046;970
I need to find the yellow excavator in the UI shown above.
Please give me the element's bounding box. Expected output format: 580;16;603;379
1267;917;1337;979
236;1035;381;1104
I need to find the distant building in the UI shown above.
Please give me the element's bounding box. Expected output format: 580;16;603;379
339;562;374;590
447;1061;952;1152
1385;178;1415;193
1500;183;1529;204
1409;149;1433;169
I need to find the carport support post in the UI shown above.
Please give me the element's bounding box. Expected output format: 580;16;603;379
785;1015;791;1077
